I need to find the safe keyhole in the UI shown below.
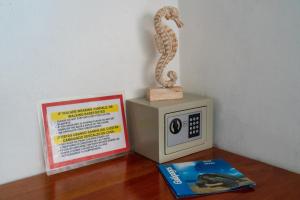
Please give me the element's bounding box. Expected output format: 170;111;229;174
170;118;182;134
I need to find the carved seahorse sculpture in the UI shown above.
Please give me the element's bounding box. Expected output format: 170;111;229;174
154;6;183;88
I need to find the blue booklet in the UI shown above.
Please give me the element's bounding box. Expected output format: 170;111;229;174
158;159;255;198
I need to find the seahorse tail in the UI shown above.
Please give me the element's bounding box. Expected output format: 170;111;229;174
166;70;177;87
155;55;177;88
155;55;166;86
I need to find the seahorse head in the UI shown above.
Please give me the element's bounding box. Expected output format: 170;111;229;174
163;6;184;28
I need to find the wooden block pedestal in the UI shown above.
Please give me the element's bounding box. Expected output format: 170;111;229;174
146;86;183;101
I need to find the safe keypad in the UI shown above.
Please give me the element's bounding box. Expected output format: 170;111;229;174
188;113;201;138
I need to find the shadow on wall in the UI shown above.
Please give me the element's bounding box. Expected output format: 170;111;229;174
139;13;157;90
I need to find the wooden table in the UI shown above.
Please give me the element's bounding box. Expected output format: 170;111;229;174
1;148;300;200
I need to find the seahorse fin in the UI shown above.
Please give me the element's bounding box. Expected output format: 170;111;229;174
154;34;164;54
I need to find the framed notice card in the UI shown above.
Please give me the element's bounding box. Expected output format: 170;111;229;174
40;94;130;174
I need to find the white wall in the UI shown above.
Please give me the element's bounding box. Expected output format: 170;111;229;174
180;0;300;173
0;0;179;184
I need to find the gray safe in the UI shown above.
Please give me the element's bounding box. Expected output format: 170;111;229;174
126;93;213;163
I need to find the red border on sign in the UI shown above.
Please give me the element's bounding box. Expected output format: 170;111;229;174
41;94;130;169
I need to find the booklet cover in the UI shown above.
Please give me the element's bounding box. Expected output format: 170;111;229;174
158;159;255;198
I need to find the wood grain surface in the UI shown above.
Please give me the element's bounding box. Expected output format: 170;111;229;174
1;148;299;200
147;86;183;101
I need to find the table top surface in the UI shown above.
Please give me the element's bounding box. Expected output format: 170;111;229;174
1;147;300;200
